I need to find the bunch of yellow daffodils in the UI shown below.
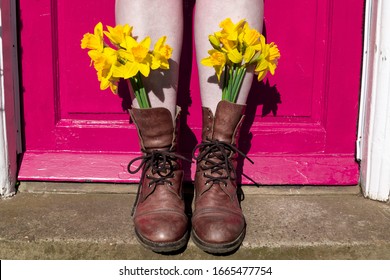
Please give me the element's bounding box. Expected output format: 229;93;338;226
81;22;172;108
201;18;280;103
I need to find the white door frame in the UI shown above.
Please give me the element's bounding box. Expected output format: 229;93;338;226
0;0;21;198
1;0;389;201
358;0;390;202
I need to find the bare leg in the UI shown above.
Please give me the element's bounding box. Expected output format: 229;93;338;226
194;0;264;114
115;0;183;119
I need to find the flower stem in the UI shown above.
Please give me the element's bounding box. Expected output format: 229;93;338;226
222;64;229;101
136;73;148;108
129;73;150;108
221;64;247;103
227;66;234;101
231;66;246;103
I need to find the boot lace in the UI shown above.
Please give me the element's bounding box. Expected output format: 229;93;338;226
192;140;254;186
128;150;190;215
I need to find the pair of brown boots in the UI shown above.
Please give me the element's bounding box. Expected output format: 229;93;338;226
128;100;247;254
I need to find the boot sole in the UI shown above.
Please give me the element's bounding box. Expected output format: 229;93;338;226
191;227;246;254
135;229;189;253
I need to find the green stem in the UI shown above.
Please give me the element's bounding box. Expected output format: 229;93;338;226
222;64;229;101
227;66;234;101
129;77;140;106
231;67;246;103
129;73;150;108
222;65;247;103
137;73;147;108
229;66;236;102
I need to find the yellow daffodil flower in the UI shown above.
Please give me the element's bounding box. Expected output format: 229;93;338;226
103;24;133;49
116;36;153;78
241;24;262;50
220;37;237;53
201;49;226;81
240;24;263;64
217;18;246;41
200;17;280;103
88;47;119;93
219;37;242;65
267;43;281;62
81;22;104;52
88;48;116;78
81;22;175;107
255;41;280;81
151;36;172;70
112;59;138;80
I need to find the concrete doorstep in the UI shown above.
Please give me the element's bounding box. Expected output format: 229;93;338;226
0;183;389;260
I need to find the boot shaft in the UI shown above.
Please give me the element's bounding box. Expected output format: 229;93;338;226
195;100;247;187
128;105;184;202
130;106;181;152
201;100;246;145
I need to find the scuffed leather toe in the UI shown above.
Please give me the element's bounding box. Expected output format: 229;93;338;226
135;211;188;243
192;212;245;244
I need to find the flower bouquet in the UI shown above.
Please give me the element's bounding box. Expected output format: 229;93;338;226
201;18;280;103
81;22;173;108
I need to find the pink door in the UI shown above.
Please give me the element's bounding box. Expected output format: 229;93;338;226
17;0;363;185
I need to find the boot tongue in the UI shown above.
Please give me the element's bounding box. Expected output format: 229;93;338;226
212;100;245;144
130;107;174;151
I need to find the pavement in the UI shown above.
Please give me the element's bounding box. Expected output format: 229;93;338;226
0;182;389;260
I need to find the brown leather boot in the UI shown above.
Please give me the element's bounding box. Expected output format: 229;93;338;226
192;100;250;254
128;106;189;252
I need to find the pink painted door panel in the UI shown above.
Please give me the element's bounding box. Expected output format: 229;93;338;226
17;0;363;185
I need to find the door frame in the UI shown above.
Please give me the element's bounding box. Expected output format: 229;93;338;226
0;0;21;197
1;0;389;201
357;0;390;201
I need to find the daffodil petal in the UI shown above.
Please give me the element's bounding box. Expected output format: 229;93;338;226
100;77;110;90
109;81;118;94
227;49;243;64
209;34;220;49
94;22;103;37
154;36;166;51
138;63;150;77
243;47;255;64
113;63;138;79
140;36;151;50
257;69;268;81
215;65;224;81
201;57;214;67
